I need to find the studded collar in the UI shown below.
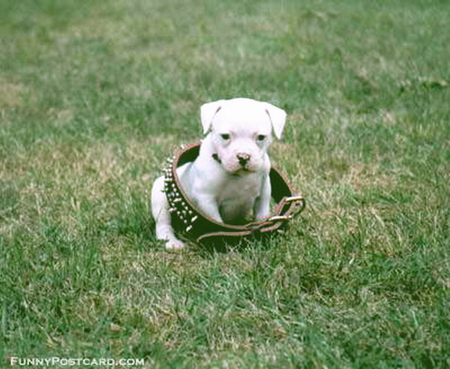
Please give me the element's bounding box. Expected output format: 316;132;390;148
162;143;306;246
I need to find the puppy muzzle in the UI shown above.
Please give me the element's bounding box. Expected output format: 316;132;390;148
213;152;259;174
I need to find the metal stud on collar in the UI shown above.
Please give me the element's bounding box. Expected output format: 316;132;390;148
162;151;200;234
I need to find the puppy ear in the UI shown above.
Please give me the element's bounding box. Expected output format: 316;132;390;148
263;103;287;139
200;100;224;134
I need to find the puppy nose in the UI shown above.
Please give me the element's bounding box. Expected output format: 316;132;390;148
237;153;250;166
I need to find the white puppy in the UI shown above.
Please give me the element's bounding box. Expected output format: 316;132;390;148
151;98;287;250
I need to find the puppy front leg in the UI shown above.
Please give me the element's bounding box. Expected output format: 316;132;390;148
254;176;271;220
195;195;223;223
151;176;185;250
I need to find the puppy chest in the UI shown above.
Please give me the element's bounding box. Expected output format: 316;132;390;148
216;176;261;224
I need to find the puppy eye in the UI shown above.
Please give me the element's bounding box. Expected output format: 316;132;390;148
257;135;266;141
221;134;230;140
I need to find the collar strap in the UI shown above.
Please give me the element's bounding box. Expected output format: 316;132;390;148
163;143;306;245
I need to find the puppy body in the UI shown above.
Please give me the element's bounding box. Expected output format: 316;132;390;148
151;98;286;250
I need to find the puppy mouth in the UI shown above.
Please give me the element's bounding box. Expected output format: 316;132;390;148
231;168;253;177
232;162;258;175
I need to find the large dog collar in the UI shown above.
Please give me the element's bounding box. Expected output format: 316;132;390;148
162;143;306;246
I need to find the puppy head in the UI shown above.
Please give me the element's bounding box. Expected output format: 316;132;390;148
200;98;287;175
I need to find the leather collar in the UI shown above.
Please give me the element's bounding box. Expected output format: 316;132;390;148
162;143;306;246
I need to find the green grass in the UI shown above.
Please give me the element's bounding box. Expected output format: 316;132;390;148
1;0;449;367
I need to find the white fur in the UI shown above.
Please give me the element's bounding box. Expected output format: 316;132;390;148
151;98;286;250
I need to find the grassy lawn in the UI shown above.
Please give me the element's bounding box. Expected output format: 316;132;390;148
1;0;449;367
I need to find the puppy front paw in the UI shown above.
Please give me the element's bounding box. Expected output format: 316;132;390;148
165;238;186;251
